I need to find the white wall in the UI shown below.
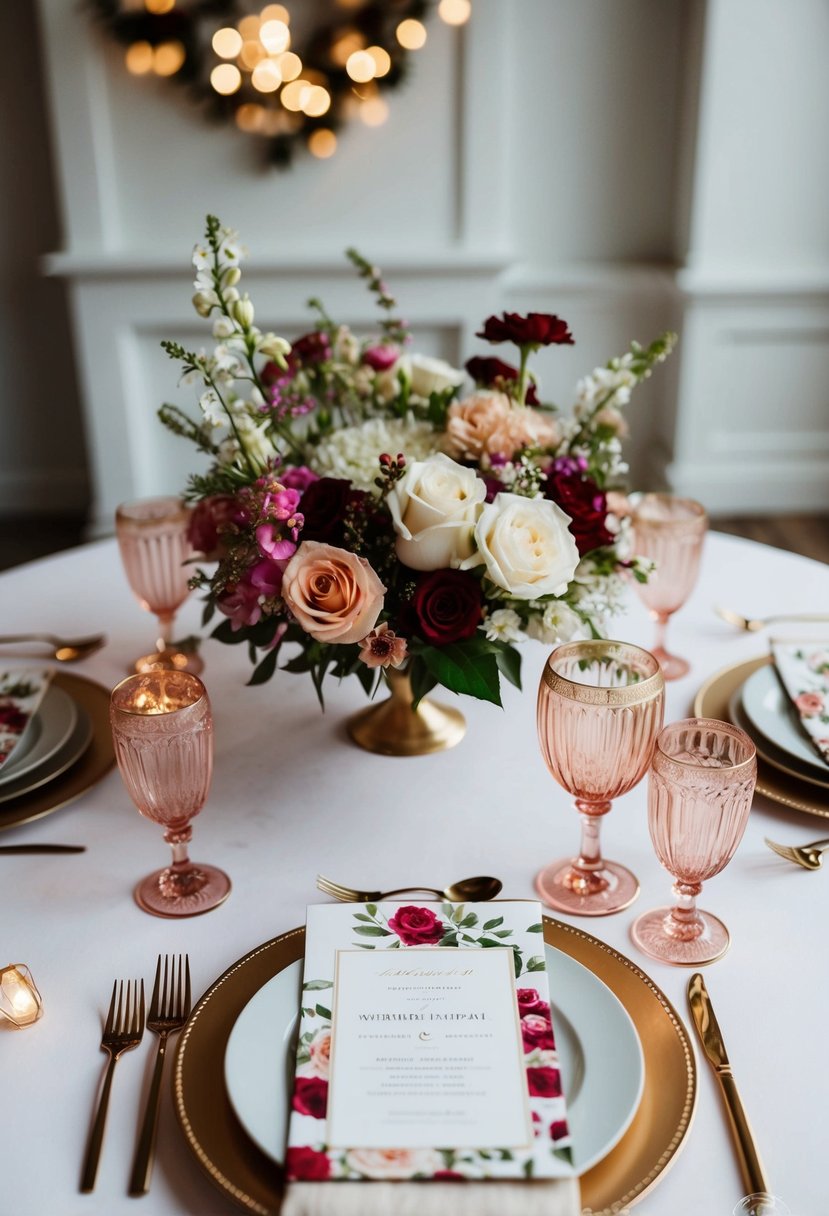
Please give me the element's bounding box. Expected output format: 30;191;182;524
6;0;827;530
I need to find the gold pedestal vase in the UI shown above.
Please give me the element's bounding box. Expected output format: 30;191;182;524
347;665;466;756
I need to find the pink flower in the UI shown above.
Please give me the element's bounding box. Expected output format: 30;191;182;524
291;1076;328;1119
286;1147;331;1181
217;579;262;631
358;623;408;669
521;1013;556;1052
256;523;298;561
550;1120;569;1141
187;495;237;560
795;691;824;717
516;989;550;1018
282;541;385;645
248;557;288;596
344;1148;444;1179
363;344;400;371
387;905;444;946
526;1067;562;1098
445;392;560;462
308;1028;332;1079
280;465;320;493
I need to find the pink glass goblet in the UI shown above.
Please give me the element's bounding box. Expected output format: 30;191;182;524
110;671;231;918
631;718;756;965
115;496;203;676
536;640;665;916
631;493;707;681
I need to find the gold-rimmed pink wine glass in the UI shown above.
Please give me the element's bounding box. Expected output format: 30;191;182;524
536;640;665;916
115;496;203;675
110;670;231;918
631;493;708;681
631;718;756;965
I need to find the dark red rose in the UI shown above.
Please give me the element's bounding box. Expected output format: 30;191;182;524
550;1120;569;1142
526;1067;562;1099
288;331;332;370
0;705;27;733
464;356;540;405
521;1013;556;1053
286;1146;331;1180
299;477;366;546
433;1170;465;1180
388;905;445;946
411;570;483;644
292;1076;329;1119
476;312;574;348
187;495;237;560
545;470;614;556
516;988;550;1018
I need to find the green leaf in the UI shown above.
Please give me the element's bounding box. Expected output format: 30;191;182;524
353;913;374;923
417;641;502;706
452;905;465;925
211;618;250;645
439;933;458;947
526;922;543;933
526;955;546;972
302;979;333;991
282;652;312;673
353;925;391;937
491;641;522;690
315;1004;332;1019
459;913;479;928
408;655;438;709
201;598;216;628
247;646;279;686
479;938;503;948
355;943;375;949
513;951;522;978
493;929;513;938
483;916;504;931
365;903;378;917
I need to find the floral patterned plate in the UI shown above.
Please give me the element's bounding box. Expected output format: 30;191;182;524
741;665;828;777
223;940;643;1176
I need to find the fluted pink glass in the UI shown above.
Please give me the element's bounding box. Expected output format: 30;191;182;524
536;640;665;916
632;493;707;681
631;718;756;965
110;671;231;918
115;496;203;675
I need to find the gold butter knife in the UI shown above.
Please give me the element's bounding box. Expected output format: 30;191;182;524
688;973;770;1197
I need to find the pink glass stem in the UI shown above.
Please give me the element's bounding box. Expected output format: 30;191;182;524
664;880;704;940
571;799;611;894
156;612;175;650
652;611;669;654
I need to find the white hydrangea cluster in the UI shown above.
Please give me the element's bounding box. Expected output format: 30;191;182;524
310;416;441;491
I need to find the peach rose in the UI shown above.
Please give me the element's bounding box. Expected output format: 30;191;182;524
282;541;385;645
445;391;560;461
795;691;824;718
345;1148;444;1180
308;1028;331;1078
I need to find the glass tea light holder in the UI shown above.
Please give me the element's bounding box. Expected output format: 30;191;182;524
0;964;43;1027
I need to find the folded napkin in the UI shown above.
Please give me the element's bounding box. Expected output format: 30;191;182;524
771;642;829;766
281;1177;580;1216
0;669;52;770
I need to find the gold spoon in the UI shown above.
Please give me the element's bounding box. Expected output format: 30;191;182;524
0;632;106;661
317;874;503;903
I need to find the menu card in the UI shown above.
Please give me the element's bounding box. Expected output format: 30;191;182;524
0;669;52;770
772;642;829;766
285;901;574;1182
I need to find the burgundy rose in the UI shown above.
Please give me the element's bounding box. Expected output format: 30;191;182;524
464;356;540;405
187;495;237;560
288;331;332;370
292;1076;329;1120
550;1120;569;1142
299;477;365;546
526;1067;562;1099
0;705;27;733
476;312;574;349
433;1170;465;1181
521;1013;556;1053
363;344;399;371
286;1146;331;1180
411;570;483;644
545;469;614;556
388;905;445;946
516;988;550;1018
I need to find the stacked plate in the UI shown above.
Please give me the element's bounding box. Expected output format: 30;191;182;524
695;656;829;818
0;672;114;831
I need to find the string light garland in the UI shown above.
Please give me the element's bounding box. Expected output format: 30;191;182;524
88;1;471;167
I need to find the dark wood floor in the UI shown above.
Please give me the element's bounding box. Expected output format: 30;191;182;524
0;512;827;573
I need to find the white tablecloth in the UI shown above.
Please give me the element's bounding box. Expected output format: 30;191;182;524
1;532;826;1216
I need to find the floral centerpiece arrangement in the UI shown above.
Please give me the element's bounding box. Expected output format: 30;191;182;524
160;216;675;716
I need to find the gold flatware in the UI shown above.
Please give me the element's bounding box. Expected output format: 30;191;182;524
0;844;85;854
687;973;769;1198
129;954;191;1196
715;606;829;633
316;874;503;903
764;835;829;870
80;978;145;1193
0;632;106;661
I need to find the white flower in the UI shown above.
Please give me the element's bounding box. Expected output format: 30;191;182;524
387;453;485;571
199;389;225;427
221;266;241;289
400;353;465;399
310;416;441;491
192;244;211;271
192;290;217;318
333;325;360;365
233;295;255;329
525;601;583;645
574;366;636;417
483;608;524;643
235;416;277;466
258;333;291;362
463;492;580;599
212;316;236;339
213;344;244;376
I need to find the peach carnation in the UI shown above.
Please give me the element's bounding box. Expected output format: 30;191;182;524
282;541;385;645
445;391;560;461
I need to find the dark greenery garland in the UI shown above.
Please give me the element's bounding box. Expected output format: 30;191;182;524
88;0;432;167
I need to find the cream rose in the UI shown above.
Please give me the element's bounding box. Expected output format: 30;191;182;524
345;1148;445;1180
445;391;561;461
282;541;385;644
387;452;485;571
463;492;580;599
307;1028;331;1078
408;353;465;398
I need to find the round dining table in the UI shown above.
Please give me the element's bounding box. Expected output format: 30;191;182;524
1;531;826;1216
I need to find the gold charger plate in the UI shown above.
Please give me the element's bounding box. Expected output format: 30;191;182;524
173;918;696;1215
694;656;829;818
0;671;114;832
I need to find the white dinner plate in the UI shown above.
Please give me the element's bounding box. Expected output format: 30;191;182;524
0;699;92;805
741;666;829;778
0;685;78;787
224;942;644;1176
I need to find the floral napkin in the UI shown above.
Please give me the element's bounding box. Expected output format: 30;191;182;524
771;643;829;766
0;670;53;771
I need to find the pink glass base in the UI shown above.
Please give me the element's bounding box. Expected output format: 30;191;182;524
630;905;730;965
132;647;204;677
134;862;231;918
535;857;640;917
651;647;689;682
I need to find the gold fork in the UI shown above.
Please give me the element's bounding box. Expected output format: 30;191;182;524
715;607;829;633
129;954;191;1196
80;978;145;1192
0;631;106;661
764;836;829;870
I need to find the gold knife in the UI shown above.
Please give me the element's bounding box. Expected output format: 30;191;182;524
688;973;770;1197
